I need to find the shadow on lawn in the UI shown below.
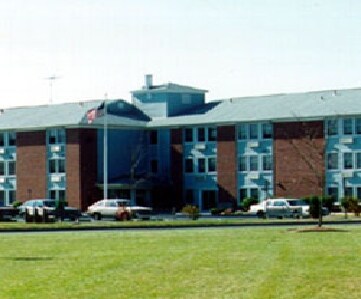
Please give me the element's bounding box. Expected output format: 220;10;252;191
288;226;349;233
1;256;54;261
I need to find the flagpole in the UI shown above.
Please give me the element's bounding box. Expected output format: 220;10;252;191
103;95;108;200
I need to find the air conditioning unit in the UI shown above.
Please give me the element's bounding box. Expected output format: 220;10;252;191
51;176;62;183
51;145;61;153
340;137;353;144
0;148;5;154
249;172;259;179
248;141;259;148
341;171;353;178
195;144;206;150
0;177;5;183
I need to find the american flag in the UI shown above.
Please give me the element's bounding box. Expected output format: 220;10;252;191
86;102;105;124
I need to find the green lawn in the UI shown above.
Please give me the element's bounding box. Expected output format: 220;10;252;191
0;227;360;299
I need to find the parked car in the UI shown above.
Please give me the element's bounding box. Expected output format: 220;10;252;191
249;199;302;218
87;199;152;221
285;199;310;217
249;201;266;217
0;206;19;221
265;199;302;218
18;199;81;221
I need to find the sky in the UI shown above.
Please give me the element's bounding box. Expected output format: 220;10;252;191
1;0;361;108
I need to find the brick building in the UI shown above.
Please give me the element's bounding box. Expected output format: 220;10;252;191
1;76;361;211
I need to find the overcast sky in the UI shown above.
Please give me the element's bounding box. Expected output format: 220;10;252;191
1;0;361;108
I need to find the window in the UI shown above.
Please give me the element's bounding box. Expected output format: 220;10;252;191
48;128;66;144
149;130;158;145
198;128;205;142
357;188;361;201
356;118;361;135
150;159;158;173
0;191;4;206
208;157;217;172
49;159;65;173
327;120;338;136
239;156;247;171
249;124;258;139
343;118;353;135
262;155;272;171
182;94;191;104
262;123;273;139
357;153;361;169
185;158;193;173
238;124;247;140
343;153;353;170
250;188;259;200
0;133;4;147
344;187;353;197
249;156;258;171
184;128;193;142
50;190;66;201
0;161;4;176
8;132;16;146
198;158;206;173
239;189;247;203
201;190;217;210
8;161;16;175
327;187;338;202
327;153;338;170
185;189;194;205
9;190;16;205
208;128;217;142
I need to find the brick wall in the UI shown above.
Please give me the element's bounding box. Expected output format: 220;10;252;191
66;129;99;210
170;128;183;209
274;121;325;197
17;131;47;201
217;126;237;207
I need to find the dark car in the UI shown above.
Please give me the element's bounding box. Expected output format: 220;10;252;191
18;199;81;221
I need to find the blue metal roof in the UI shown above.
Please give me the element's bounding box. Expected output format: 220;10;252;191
147;88;361;127
1;88;361;131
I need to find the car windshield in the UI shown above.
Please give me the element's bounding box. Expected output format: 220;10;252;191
287;200;308;206
43;201;56;207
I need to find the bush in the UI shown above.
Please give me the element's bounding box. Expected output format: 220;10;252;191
307;196;321;219
341;196;360;217
323;196;335;214
242;197;259;212
12;200;22;208
181;205;199;220
210;208;224;215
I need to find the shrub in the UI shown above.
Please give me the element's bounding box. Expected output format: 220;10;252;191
341;196;360;217
181;205;199;220
323;196;335;214
308;196;321;219
210;208;224;215
12;200;22;208
242;197;259;212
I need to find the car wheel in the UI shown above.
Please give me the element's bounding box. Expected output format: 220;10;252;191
94;213;101;221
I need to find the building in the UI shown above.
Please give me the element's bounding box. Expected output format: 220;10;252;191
1;75;361;211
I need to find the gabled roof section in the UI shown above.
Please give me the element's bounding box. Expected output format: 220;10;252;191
0;99;150;131
147;88;361;128
132;82;208;94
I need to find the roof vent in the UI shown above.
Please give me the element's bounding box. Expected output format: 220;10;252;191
144;74;153;90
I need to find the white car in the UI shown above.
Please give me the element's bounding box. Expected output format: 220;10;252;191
249;201;266;216
286;199;310;217
87;199;152;221
249;199;302;218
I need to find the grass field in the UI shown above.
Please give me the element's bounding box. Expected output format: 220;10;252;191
0;226;360;299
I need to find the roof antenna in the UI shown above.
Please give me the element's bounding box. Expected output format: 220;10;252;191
45;75;60;104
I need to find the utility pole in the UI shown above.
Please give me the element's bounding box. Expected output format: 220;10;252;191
45;75;60;104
